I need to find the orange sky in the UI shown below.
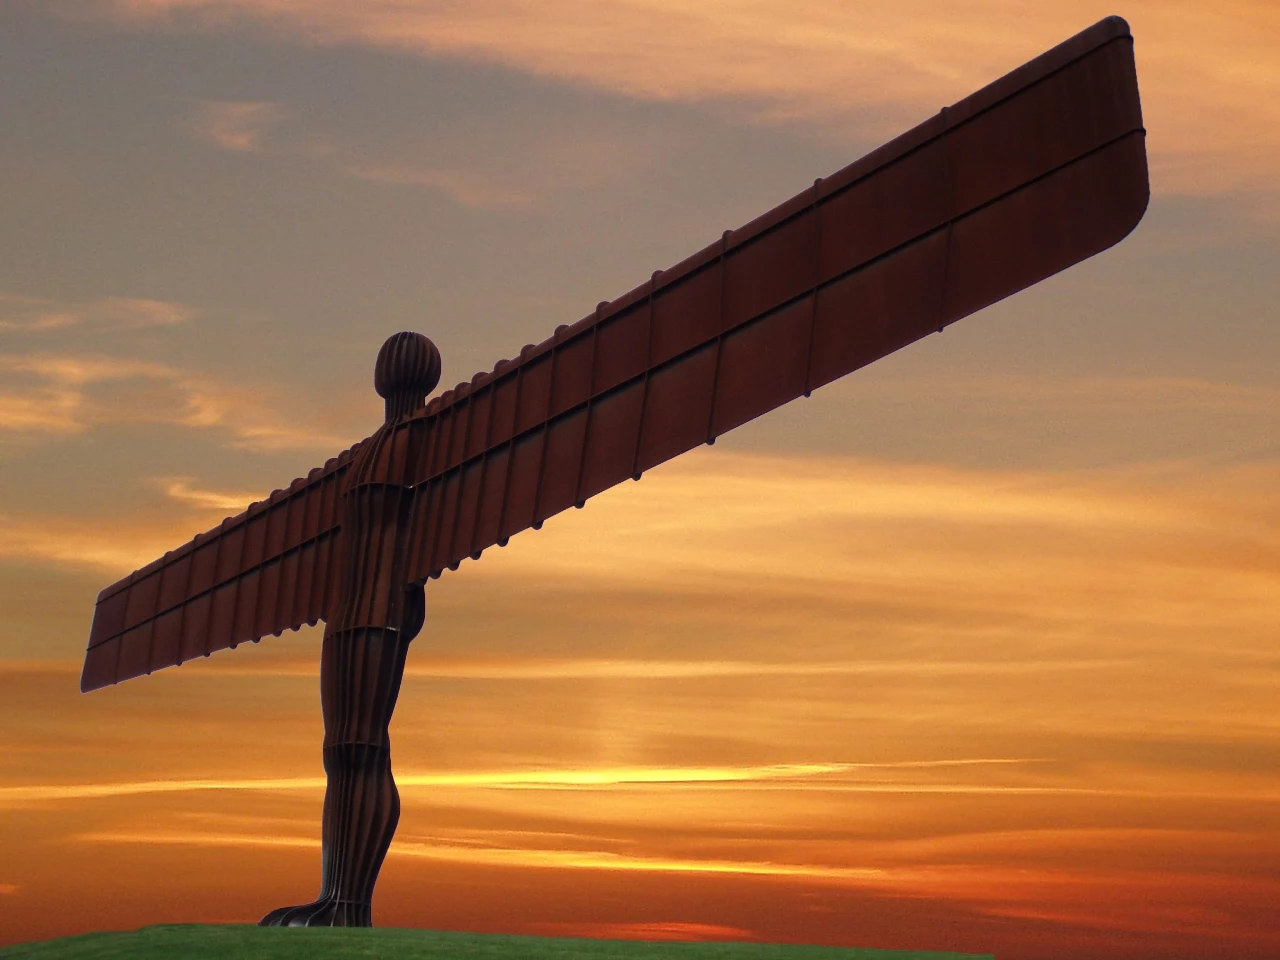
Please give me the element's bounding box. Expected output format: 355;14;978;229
1;3;1278;958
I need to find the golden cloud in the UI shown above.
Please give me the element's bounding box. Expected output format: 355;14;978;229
155;478;268;512
0;491;271;574
0;515;170;573
0;758;1054;806
0;479;268;575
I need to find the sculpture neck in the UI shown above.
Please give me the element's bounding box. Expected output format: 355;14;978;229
383;392;425;423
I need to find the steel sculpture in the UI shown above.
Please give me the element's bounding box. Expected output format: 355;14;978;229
80;17;1149;927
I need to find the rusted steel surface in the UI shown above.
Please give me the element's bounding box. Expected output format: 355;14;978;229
399;14;1147;584
79;16;1149;928
83;16;1147;693
258;332;439;927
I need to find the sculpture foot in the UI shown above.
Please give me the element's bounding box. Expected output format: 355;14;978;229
258;897;371;927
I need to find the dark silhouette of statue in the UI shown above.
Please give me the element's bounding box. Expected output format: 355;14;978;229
259;333;438;926
80;17;1148;927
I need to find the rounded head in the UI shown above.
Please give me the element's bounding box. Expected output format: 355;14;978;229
375;331;441;421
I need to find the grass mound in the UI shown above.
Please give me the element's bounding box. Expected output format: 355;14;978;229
0;925;992;960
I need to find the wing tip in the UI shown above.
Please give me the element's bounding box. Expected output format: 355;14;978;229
1099;14;1132;39
79;657;110;693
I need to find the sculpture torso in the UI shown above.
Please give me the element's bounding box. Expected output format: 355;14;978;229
329;423;425;638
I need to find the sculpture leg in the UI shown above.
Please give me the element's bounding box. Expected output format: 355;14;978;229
260;586;423;927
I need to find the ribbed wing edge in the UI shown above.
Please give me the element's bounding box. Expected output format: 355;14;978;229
80;444;362;692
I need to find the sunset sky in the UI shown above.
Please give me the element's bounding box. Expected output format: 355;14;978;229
1;2;1277;958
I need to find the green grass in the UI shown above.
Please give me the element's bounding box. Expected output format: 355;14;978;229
0;925;992;960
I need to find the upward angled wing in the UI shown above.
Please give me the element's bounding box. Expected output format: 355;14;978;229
400;15;1148;583
80;444;362;692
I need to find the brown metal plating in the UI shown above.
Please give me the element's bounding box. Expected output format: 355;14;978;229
80;17;1149;927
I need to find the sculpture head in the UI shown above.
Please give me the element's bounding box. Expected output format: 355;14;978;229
375;331;442;422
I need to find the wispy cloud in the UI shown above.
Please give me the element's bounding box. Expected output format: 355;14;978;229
187;99;282;152
342;163;537;210
0;776;325;805
0;473;299;572
865;374;1280;417
0;353;175;386
476;452;1275;597
0;350;350;451
527;921;758;942
68;1;1280;202
404;657;1133;681
181;99;547;210
0;292;192;333
182;102;631;210
0;353;181;436
154;477;265;512
0;511;210;573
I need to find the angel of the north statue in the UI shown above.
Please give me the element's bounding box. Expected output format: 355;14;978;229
80;17;1147;927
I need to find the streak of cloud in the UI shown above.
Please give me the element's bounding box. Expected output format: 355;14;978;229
187;99;281;152
0;293;192;333
0;758;1053;806
190;656;1141;681
0;777;325;805
0;512;198;572
343;163;538;210
528;921;759;942
0;351;350;451
155;478;265;512
61;822;1279;949
183;103;648;209
74;825;890;883
855;374;1280;417
70;822;1280;925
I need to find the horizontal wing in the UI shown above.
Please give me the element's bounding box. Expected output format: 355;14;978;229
399;16;1152;586
398;15;1147;585
394;16;1146;586
80;445;362;692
